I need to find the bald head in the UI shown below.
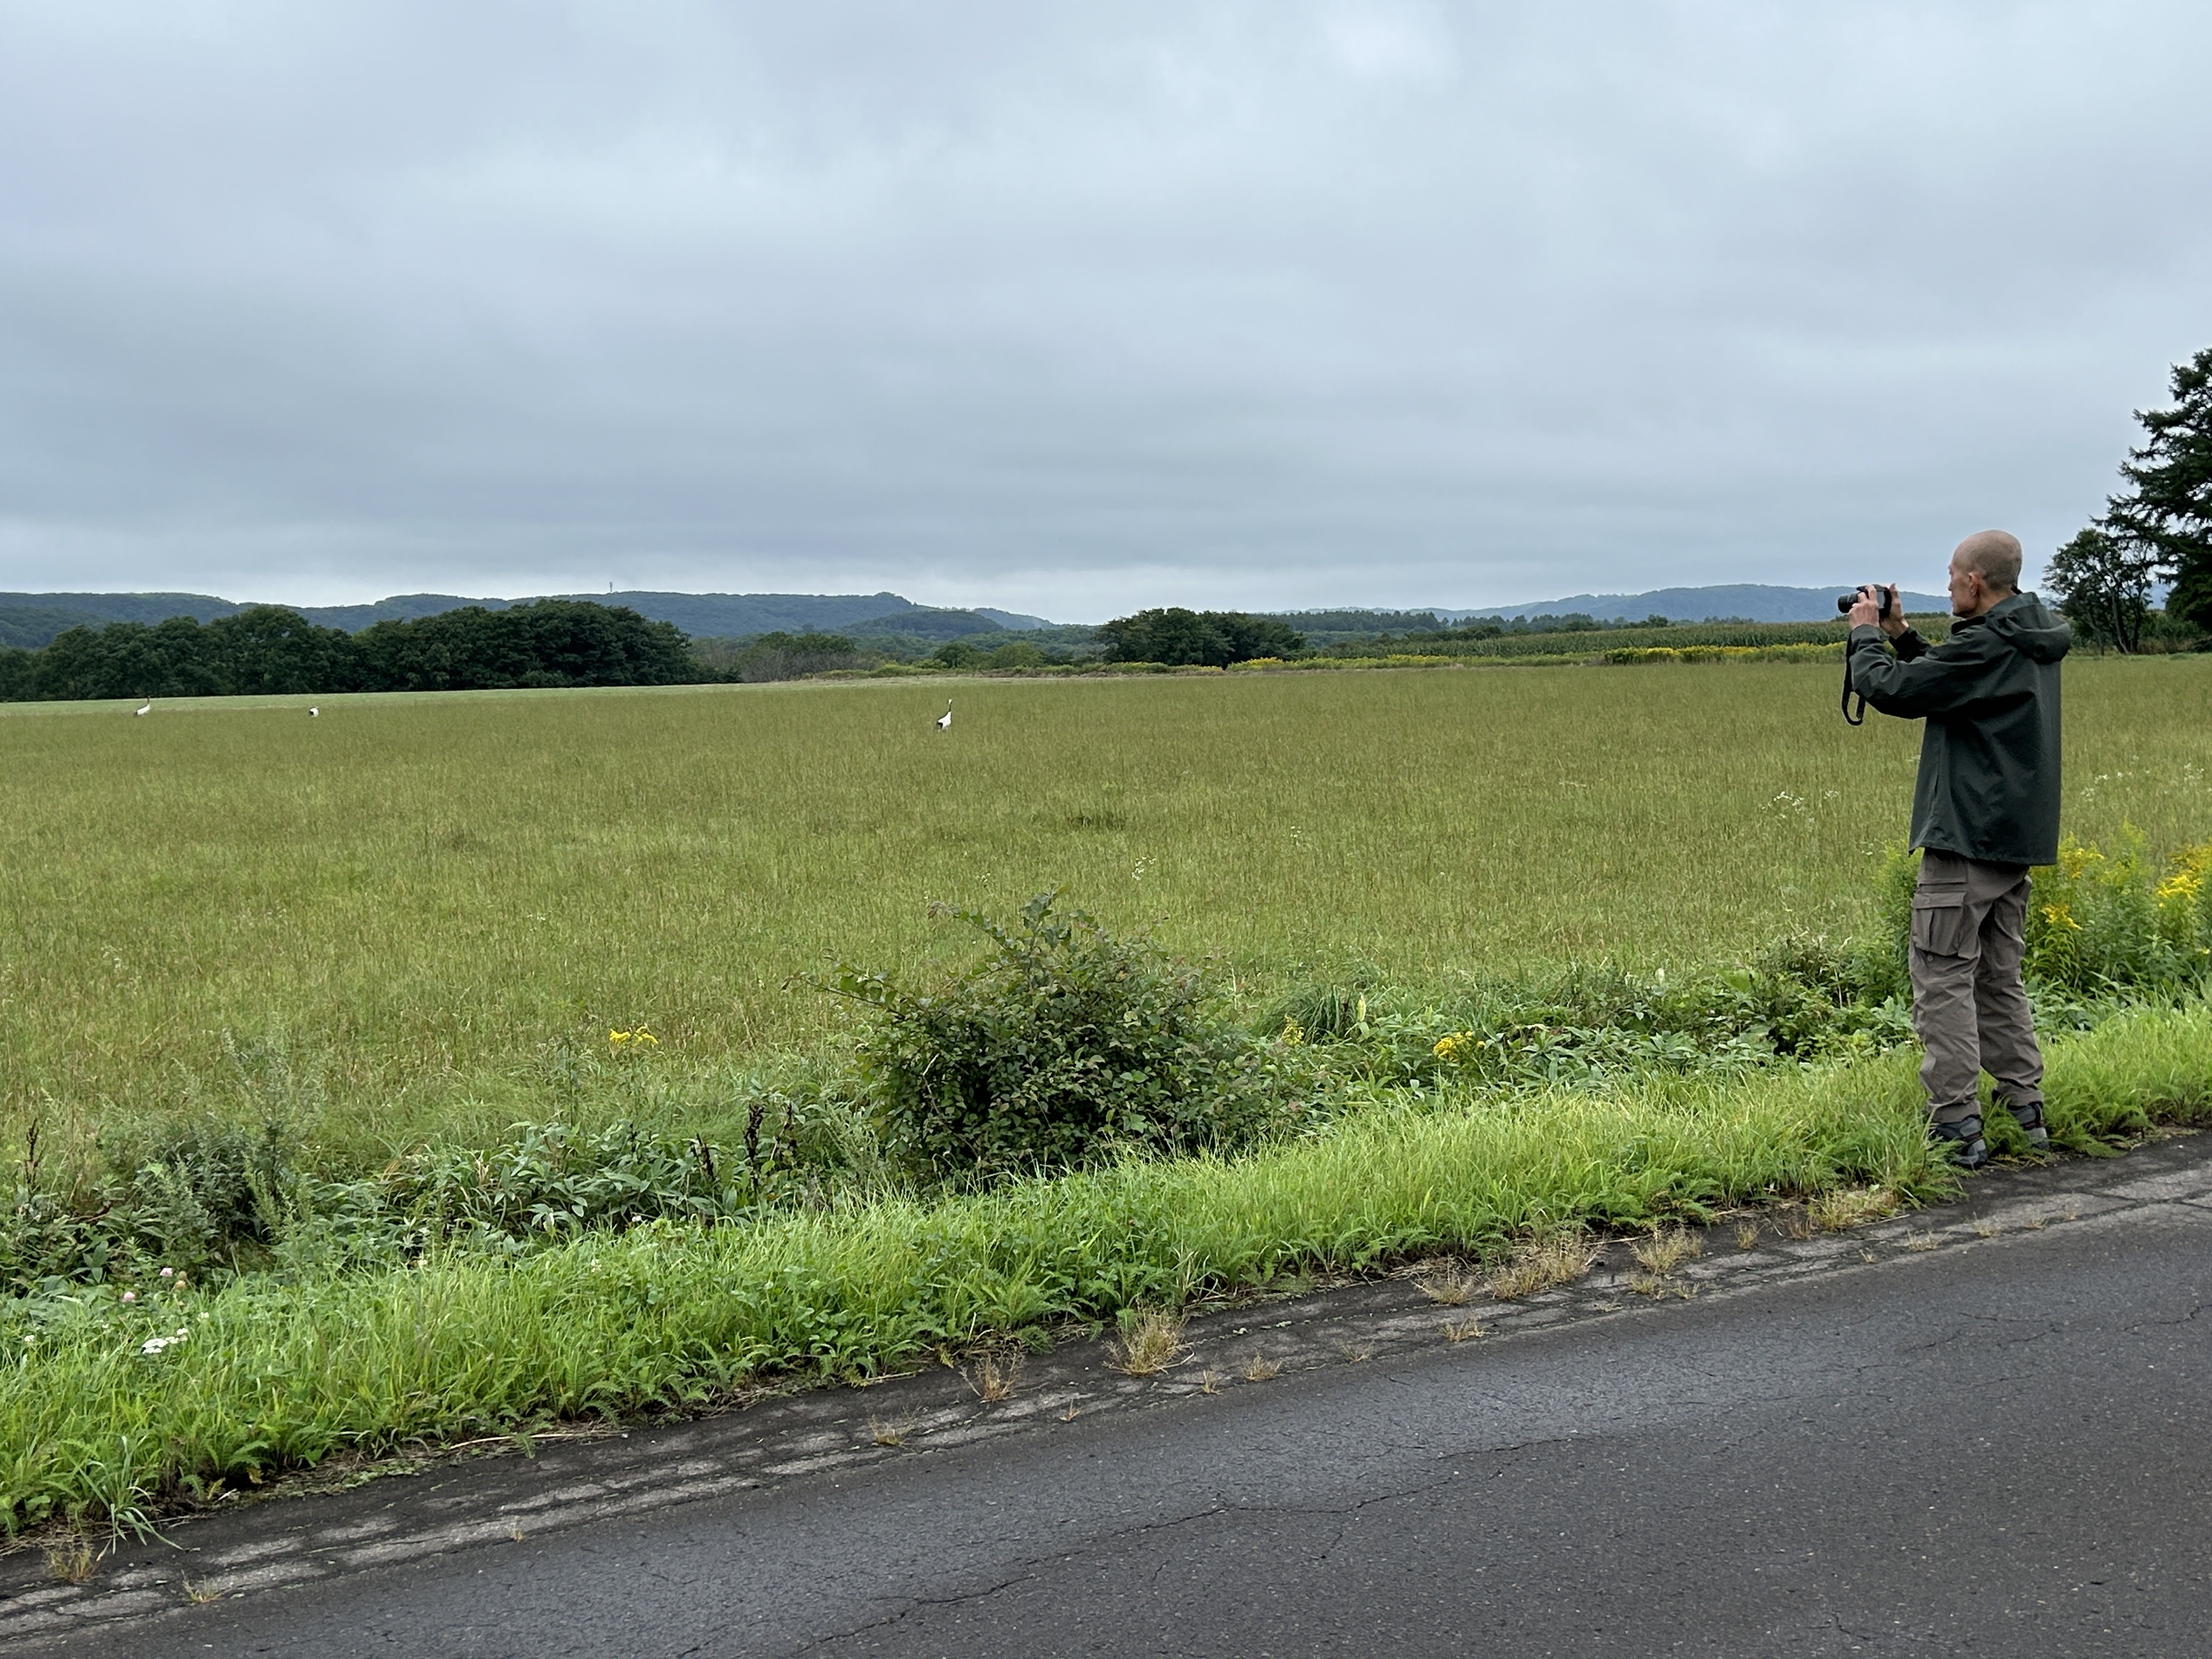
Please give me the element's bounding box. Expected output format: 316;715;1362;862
1953;530;2023;593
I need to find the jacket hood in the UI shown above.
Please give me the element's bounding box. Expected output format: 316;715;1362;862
1978;591;2072;663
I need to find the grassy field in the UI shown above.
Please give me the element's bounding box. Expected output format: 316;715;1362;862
2;655;2209;1164
4;652;2211;1538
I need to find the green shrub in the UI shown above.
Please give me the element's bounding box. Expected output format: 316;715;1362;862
829;894;1282;1177
1;1116;302;1291
0;1088;889;1294
123;1117;294;1272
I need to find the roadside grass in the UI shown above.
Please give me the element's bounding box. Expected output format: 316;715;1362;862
1412;1262;1477;1306
1630;1228;1702;1275
8;1001;2209;1537
1808;1185;1903;1232
966;1354;1022;1403
4;657;2208;1169
1113;1311;1188;1378
1486;1232;1601;1301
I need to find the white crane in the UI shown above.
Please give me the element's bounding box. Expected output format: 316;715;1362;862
134;702;151;716
935;700;952;732
308;706;319;717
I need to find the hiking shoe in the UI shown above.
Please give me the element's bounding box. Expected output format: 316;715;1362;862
1929;1115;1989;1171
2006;1099;2051;1152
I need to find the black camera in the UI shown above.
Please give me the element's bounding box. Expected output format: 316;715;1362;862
1837;585;1897;620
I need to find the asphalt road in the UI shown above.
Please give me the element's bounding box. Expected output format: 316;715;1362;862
32;1172;2212;1657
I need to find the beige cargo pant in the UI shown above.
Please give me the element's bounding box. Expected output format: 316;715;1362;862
1910;850;2045;1128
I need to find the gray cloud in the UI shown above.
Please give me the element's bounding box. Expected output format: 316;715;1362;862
3;1;2208;618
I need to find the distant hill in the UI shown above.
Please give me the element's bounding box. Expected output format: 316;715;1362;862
1447;584;1951;624
538;592;933;638
843;608;1009;642
286;593;515;631
0;589;1054;647
0;591;244;645
0;581;1957;648
0;602;112;649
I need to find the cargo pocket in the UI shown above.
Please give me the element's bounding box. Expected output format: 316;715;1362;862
1911;884;1972;957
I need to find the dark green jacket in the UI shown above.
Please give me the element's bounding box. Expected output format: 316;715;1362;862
1847;592;2071;866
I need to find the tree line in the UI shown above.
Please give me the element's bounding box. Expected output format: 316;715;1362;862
1096;608;1306;666
0;600;1331;701
0;600;700;701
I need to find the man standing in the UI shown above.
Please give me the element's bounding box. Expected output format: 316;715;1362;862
1846;530;2073;1169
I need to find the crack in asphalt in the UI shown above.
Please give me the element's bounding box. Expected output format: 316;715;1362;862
809;1500;1239;1645
2120;1300;2211;1333
806;1436;1584;1649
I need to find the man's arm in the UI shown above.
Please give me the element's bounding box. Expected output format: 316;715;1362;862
1846;624;2004;718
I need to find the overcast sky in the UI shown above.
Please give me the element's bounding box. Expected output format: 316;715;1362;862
2;2;2207;620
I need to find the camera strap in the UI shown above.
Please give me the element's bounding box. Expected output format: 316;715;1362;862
1838;586;1888;724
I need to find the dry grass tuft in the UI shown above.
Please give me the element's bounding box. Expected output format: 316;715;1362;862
868;1410;919;1447
1113;1310;1188;1376
1629;1274;1694;1300
1443;1317;1485;1343
968;1353;1023;1403
1809;1186;1901;1232
181;1578;224;1606
1631;1228;1703;1275
1488;1231;1598;1301
1242;1351;1281;1383
1735;1222;1759;1250
47;1540;97;1585
1905;1231;1939;1252
1198;1369;1223;1395
1338;1342;1373;1363
1414;1263;1477;1307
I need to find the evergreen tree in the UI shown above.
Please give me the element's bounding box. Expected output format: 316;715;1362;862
2103;346;2212;630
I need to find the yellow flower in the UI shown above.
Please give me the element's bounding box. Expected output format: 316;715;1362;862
1433;1031;1474;1060
2039;902;2081;932
1279;1018;1304;1046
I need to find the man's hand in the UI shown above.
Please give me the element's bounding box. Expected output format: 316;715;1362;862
1848;583;1907;637
1878;582;1907;637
